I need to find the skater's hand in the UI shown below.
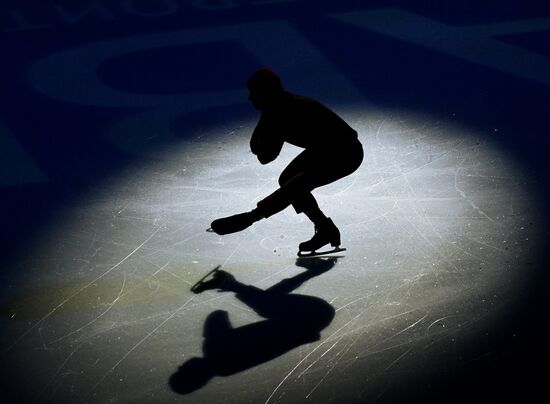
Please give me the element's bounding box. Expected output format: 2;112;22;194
250;125;283;165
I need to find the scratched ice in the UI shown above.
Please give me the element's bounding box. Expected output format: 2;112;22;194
0;107;545;403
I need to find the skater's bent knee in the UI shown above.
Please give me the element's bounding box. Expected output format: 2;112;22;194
279;171;306;188
278;174;290;187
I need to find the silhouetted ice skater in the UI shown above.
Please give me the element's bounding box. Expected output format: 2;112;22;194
210;68;363;255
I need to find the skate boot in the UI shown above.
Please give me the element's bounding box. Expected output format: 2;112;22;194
210;211;257;235
299;217;341;253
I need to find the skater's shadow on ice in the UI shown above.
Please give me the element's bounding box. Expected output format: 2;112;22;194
169;257;338;394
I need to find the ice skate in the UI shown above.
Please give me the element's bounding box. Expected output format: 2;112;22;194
298;218;345;257
209;211;257;235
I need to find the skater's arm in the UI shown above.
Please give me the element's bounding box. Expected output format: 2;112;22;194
255;145;283;165
250;117;284;165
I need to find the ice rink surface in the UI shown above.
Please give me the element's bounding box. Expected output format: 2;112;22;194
1;1;549;403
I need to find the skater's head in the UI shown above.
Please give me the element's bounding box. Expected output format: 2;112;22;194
247;67;284;110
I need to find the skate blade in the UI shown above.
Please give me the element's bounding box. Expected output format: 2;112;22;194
297;247;346;258
206;227;214;233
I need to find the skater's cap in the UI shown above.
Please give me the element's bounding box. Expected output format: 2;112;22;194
247;68;284;95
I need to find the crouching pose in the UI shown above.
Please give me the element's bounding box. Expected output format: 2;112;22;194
210;68;363;255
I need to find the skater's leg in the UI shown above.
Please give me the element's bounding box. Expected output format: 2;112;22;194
219;276;279;319
210;209;263;235
277;151;318;216
263;144;363;219
266;153;333;244
255;150;319;218
296;193;340;252
210;152;310;234
302;199;327;226
256;172;314;218
298;195;344;251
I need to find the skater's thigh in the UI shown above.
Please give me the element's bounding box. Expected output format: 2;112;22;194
278;151;311;186
305;143;364;189
279;143;363;190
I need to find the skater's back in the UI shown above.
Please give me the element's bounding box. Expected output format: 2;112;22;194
251;91;358;155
